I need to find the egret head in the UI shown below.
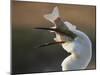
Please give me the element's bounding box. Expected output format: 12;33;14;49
34;18;77;48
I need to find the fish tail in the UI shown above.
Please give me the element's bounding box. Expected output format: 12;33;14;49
44;6;60;23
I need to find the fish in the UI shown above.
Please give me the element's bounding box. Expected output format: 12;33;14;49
34;6;77;47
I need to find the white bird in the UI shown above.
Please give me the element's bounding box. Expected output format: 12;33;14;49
35;7;92;71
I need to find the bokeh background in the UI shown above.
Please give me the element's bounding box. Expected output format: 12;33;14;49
12;1;96;74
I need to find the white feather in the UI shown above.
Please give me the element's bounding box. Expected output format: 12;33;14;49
44;6;92;71
64;21;76;31
61;30;92;71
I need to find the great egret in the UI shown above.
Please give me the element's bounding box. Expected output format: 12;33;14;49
34;7;92;71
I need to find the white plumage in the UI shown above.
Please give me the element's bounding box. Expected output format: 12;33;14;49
43;6;92;71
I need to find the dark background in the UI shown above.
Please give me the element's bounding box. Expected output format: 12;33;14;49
12;1;96;74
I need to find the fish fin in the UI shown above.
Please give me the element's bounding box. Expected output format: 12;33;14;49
44;6;60;23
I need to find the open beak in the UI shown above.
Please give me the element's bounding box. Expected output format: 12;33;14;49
33;26;77;48
35;41;65;48
34;27;58;33
33;27;66;48
34;27;77;39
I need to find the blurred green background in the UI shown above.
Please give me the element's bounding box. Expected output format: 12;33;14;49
12;1;96;74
